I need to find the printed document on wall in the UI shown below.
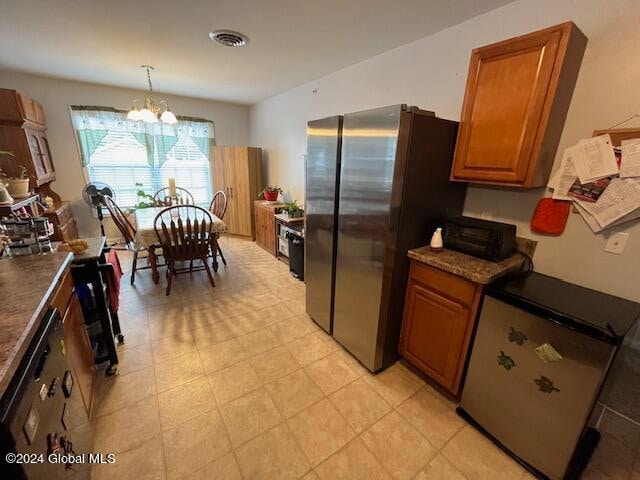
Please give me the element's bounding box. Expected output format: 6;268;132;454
571;135;619;184
620;139;640;178
575;178;640;228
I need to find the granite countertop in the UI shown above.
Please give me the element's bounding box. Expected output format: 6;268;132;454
0;252;73;396
408;247;526;284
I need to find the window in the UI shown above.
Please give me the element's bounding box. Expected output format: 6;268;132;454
71;106;215;207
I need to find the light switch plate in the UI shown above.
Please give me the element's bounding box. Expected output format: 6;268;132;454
605;232;630;254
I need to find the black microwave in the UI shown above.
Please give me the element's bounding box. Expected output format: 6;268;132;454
443;217;516;262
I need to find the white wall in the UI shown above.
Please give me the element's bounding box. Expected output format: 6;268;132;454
251;0;640;302
0;70;250;236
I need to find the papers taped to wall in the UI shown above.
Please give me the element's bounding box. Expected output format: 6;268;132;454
547;134;640;232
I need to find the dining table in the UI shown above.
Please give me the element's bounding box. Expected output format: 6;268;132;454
133;206;227;284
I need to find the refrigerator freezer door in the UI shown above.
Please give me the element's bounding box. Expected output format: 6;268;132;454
333;105;402;371
305;116;342;333
460;296;614;479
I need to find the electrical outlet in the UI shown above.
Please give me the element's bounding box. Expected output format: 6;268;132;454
604;232;630;255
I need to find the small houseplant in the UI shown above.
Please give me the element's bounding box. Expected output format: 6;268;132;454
128;182;155;212
5;162;30;199
259;185;283;202
283;200;304;218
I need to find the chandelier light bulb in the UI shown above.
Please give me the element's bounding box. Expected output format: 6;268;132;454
127;109;142;121
160;110;177;125
140;108;158;123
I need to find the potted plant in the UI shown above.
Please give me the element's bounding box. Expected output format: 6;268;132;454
283;200;304;218
259;185;283;202
5;163;30;199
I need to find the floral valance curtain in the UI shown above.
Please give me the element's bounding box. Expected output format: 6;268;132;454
70;106;215;167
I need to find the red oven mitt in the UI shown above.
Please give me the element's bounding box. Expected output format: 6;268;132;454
531;198;570;235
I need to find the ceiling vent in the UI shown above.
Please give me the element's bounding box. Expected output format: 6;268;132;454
209;30;249;47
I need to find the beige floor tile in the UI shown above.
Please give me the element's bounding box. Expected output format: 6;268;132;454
226;307;279;335
287;399;356;466
191;321;236;350
286;332;337;366
396;387;464;448
208;360;262;405
331;347;369;377
119;324;151;349
590;431;635;479
93;396;161;454
306;351;361;395
235;423;311;479
301;472;320;480
328;378;391;433
96;367;157;417
441;426;524;480
220;388;283;447
361;412;436;480
91;433;165;480
414;454;468;480
114;342;153;375
237;327;282;357
157;376;216;430
249;345;302;383
162;409;231;480
600;409;640;449
151;331;197;362
198;338;248;373
183;453;242;480
363;361;424;407
315;437;390;480
265;369;324;418
270;316;317;344
185;307;229;331
289;295;306;315
154;351;205;392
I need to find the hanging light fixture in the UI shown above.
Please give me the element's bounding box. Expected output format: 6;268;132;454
127;65;178;124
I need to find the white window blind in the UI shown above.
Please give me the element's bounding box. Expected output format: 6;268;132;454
72;107;215;207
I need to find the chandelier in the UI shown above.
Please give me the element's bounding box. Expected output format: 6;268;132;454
127;65;177;124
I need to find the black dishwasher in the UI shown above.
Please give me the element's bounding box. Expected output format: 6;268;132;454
0;309;92;479
459;272;640;480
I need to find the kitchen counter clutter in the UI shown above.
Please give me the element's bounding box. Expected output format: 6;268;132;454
0;251;72;395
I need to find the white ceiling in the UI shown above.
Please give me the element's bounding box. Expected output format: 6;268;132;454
0;0;515;105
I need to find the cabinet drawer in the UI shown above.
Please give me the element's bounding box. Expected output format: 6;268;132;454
410;261;475;306
56;205;73;225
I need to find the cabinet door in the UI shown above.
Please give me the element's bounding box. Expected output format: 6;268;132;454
226;148;253;236
400;279;470;392
63;295;96;416
255;203;276;255
37;133;55;179
26;129;47;179
451;23;584;187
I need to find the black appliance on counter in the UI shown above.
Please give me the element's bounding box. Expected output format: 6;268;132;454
459;272;640;479
0;309;92;479
443;216;516;261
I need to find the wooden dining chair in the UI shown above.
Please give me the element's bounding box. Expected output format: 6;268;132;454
104;195;160;285
153;186;195;206
153;205;215;295
208;190;228;266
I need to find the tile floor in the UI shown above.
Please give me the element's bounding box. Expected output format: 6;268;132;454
70;236;620;479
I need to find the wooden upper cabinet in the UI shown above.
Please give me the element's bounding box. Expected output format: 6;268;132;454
0;89;46;125
451;22;587;187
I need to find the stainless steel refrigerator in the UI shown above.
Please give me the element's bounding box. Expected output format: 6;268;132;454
305;104;467;371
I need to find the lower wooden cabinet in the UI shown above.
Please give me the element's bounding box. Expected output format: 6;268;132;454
254;201;283;256
399;261;482;396
52;268;96;417
62;295;97;416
